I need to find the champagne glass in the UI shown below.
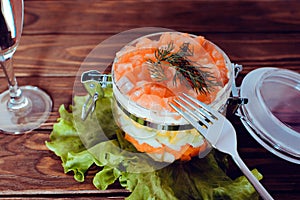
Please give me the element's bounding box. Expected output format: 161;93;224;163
0;0;52;134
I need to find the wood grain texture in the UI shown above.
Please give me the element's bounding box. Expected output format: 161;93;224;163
0;0;299;199
0;33;297;78
23;0;300;34
0;131;129;198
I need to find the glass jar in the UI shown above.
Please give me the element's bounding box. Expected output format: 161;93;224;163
111;32;233;163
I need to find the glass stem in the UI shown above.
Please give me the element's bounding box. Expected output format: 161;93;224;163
1;57;29;112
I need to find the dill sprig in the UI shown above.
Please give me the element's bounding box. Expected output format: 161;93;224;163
147;42;219;94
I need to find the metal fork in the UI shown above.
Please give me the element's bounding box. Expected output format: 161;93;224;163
170;93;274;200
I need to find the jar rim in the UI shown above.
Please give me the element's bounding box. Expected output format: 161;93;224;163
112;32;233;126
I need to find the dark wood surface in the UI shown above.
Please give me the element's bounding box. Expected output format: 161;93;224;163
0;0;299;199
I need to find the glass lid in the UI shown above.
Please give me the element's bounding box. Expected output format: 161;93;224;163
238;67;300;164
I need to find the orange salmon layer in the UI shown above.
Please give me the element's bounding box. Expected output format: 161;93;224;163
125;133;208;161
113;33;229;112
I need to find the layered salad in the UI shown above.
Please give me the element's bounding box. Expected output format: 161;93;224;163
112;32;232;163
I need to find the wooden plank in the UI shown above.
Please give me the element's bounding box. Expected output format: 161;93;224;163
23;0;300;34
0;33;298;78
0;130;129;197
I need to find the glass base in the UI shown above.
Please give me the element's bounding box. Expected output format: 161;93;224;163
0;86;52;134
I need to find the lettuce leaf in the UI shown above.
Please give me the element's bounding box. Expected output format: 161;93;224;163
46;87;261;200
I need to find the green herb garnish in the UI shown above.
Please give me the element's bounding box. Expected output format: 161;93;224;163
147;42;219;94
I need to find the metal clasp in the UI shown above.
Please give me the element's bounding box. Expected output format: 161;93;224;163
80;70;112;120
226;64;248;114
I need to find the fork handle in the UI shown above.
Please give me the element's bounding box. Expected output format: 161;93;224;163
232;154;274;200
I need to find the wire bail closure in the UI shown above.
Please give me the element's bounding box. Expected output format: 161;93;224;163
226;63;248;114
80;70;112;120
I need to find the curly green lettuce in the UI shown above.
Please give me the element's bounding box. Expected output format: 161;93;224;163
46;87;262;200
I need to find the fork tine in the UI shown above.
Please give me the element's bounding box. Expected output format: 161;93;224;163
182;93;219;120
169;102;207;133
174;98;211;128
177;96;215;124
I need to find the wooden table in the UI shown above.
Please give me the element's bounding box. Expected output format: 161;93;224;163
0;0;299;199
